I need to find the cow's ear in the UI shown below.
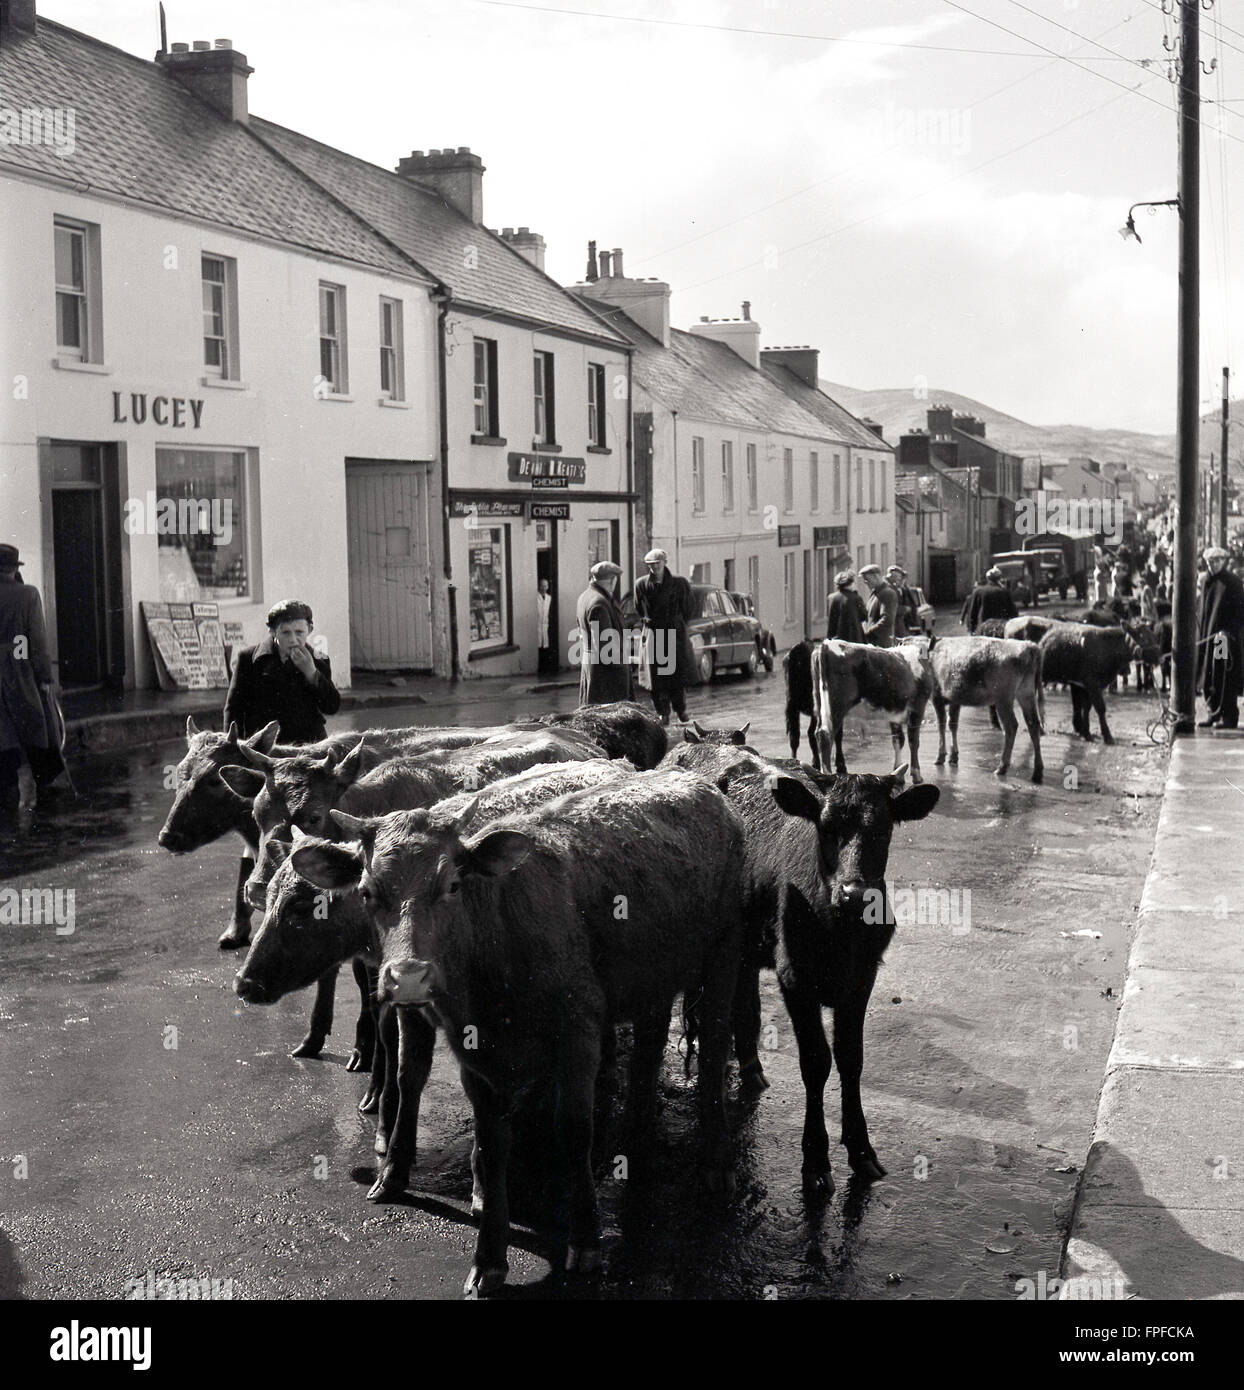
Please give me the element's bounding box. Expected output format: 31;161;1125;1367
290;840;364;892
734;721;751;743
246;721;281;755
186;715;201;739
891;783;940;822
683;726;703;744
768;774;822;824
452;795;481;835
225;721;240;744
217;766;266;799
329;809;377;845
333;739;370;787
692;720;708;737
461;829;533;878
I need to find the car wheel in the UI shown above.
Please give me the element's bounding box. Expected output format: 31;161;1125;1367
740;647;760;677
696;646;715;685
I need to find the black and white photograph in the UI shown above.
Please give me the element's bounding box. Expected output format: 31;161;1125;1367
0;0;1241;1352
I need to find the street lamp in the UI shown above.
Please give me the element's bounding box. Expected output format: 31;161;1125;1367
1118;199;1180;245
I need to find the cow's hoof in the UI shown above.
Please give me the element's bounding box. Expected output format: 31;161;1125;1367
358;1087;380;1115
849;1153;887;1181
291;1036;325;1059
367;1167;407;1203
1102;735;1115;746
801;1163;835;1198
345;1045;372;1073
565;1244;602;1275
738;1059;770;1094
993;765;1009;778
934;755;946;767
948;755;959;767
464;1265;507;1297
217;927;250;950
909;769;923;785
1031;769;1044;785
471;1189;485;1218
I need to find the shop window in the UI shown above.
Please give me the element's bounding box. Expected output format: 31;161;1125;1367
467;525;510;651
154;448;250;602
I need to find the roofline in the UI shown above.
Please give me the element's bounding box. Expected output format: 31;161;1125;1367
448;300;634;351
0;160;435;285
760;362;897;453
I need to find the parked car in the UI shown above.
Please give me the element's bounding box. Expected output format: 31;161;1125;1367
728;591;776;671
687;584;766;683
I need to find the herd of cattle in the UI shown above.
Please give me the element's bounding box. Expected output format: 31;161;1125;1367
152;602;1152;1295
784;603;1162;785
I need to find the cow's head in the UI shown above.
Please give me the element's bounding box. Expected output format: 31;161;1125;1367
221;738;373;910
290;801;532;1008
158;717;280;852
767;765;939;917
234;832;376;1004
682;719;752;746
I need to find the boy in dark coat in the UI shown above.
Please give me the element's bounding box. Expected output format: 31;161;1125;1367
1196;547;1244;728
224;598;340;744
961;567;1018;633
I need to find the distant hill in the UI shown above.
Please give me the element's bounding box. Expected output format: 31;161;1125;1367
818;382;1244;478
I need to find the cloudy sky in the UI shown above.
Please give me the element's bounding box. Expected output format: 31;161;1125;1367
42;0;1244;433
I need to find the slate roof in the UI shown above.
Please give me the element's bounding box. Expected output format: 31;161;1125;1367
253;121;628;345
0;18;628;343
574;296;860;443
0;21;419;279
760;362;895;452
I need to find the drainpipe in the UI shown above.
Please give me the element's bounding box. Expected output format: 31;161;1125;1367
433;287;458;680
671;409;680;572
625;350;635;588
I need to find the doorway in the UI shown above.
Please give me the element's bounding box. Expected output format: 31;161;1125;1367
536;520;558;673
47;441;123;689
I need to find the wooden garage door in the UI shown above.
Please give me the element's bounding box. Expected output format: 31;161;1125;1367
346;461;433;669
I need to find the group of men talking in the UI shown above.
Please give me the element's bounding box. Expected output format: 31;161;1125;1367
826;563;923;647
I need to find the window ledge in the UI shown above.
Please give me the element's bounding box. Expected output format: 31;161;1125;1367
318;392;354;403
586;445;611;455
532;441;561;453
201;376;249;391
52;358;110;375
378;398;410;409
468;642;521;662
471;434;508;447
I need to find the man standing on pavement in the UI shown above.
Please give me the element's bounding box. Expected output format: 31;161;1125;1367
961;566;1019;633
635;547;696;725
575;561;631;705
536;577;556;674
858;564;898;647
1196;547;1244;729
826;569;867;643
0;544;55;823
887;565;920;637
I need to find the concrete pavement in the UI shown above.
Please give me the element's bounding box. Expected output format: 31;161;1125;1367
1062;731;1244;1300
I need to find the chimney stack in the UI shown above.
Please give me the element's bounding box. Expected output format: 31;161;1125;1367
396;147;486;224
0;0;37;35
585;240;599;283
157;37;252;123
760;345;819;390
499;226;546;272
571;243;671;347
742;301;751;321
688;310;762;369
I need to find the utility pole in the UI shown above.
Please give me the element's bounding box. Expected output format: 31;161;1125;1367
1172;0;1201;734
1221;366;1231;546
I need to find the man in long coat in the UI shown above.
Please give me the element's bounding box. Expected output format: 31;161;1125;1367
1196;546;1244;728
575;561;631;705
859;564;899;647
826;570;867;643
0;544;53;819
635;548;696;724
961;566;1018;633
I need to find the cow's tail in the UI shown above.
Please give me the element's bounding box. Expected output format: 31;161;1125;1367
1033;646;1046;733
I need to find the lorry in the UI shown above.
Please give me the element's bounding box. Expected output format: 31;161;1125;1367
1020;532;1093;600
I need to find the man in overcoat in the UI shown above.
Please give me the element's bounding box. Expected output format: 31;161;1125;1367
1196;546;1244;729
0;545;54;819
826;570;867;643
635;548;696;724
575;561;631;705
961;566;1018;633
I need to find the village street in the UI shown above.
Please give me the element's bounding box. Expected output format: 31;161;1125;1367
0;661;1167;1301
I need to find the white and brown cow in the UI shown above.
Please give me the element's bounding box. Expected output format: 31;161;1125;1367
810;638;935;784
929;635;1045;783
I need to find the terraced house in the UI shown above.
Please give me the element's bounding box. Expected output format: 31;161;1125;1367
0;0;632;687
575;256;894;651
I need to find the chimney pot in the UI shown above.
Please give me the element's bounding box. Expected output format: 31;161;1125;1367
159;37;253;123
458;146;471;154
599;250;612;277
586;240;599;282
192;39;210;50
214;38;232;49
612;248;624;277
171;41;189;52
742;300;751;321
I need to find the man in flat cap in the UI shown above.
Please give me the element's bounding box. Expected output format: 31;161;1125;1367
887;564;920;638
575;559;631;705
858;564;899;648
635;548;696;724
826;569;867;643
1196;546;1244;728
0;543;56;821
961;565;1018;634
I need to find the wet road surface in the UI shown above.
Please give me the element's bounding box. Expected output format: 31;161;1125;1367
0;653;1169;1300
